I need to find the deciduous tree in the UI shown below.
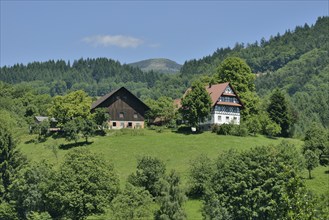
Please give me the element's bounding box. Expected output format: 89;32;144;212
155;170;186;220
217;57;259;118
217;57;255;93
110;183;153;219
128;156;166;197
188;154;214;198
303;123;329;165
180;80;212;129
304;150;319;179
47;148;119;220
203;143;315;219
48;90;92;127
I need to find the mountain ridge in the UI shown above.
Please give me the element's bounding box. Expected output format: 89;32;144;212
128;58;182;74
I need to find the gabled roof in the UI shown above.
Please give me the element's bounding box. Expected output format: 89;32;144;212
206;82;230;106
35;116;57;122
91;87;149;110
206;82;243;107
176;82;243;108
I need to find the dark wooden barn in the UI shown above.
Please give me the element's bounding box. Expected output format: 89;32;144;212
91;87;150;129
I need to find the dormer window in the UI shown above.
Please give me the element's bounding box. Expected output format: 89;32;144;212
224;86;233;94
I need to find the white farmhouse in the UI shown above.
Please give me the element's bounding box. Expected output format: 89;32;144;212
204;82;243;126
176;82;244;128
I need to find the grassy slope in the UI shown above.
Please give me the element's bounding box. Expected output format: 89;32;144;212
18;130;299;184
18;129;328;219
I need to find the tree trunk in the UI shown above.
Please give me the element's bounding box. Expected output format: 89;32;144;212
308;169;312;179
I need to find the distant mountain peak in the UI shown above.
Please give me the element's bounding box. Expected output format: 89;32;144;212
128;58;182;74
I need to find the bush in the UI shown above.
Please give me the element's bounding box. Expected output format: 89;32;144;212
211;124;219;133
216;124;234;135
232;124;249;137
114;128;145;136
265;121;281;137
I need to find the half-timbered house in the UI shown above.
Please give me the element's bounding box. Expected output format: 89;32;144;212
177;82;244;128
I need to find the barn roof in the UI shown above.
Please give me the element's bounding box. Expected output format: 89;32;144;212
91;87;149;111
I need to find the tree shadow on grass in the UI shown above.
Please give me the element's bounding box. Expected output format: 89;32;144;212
59;141;93;150
25;139;36;144
172;126;204;135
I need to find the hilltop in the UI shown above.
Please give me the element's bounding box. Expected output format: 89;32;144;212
128;58;182;74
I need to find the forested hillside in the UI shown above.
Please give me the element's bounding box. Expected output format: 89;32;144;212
0;16;328;135
180;16;328;76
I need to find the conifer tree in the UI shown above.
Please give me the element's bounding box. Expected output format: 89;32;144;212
267;89;293;137
0;125;26;200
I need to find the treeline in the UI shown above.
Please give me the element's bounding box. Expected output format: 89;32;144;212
0;58;188;99
180;16;329;76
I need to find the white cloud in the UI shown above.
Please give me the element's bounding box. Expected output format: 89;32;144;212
82;35;143;48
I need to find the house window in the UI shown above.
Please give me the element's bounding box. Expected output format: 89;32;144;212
218;116;222;122
133;113;138;119
128;122;132;127
112;122;117;127
119;112;124;118
226;116;230;122
225;86;233;94
233;117;237;123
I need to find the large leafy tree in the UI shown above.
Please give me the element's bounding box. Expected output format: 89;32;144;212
202;142;316;219
9;161;55;219
128;156;166;198
145;96;176;126
47;148;119;220
110;183;153;219
180;80;212;128
303;123;329;166
155;170;187;220
188;154;214;198
267;89;294;137
217;57;256;93
92;107;110;130
48;90;92;126
217;57;259;117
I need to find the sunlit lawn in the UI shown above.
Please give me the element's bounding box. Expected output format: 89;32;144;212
19;128;328;219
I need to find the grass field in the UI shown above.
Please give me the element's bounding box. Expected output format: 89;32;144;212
18;129;328;219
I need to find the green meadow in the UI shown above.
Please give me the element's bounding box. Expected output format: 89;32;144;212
18;129;328;219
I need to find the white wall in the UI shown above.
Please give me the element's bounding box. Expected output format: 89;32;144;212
213;111;240;125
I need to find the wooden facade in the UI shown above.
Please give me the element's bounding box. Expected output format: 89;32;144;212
91;87;150;129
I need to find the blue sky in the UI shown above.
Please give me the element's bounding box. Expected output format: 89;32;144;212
1;1;328;67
